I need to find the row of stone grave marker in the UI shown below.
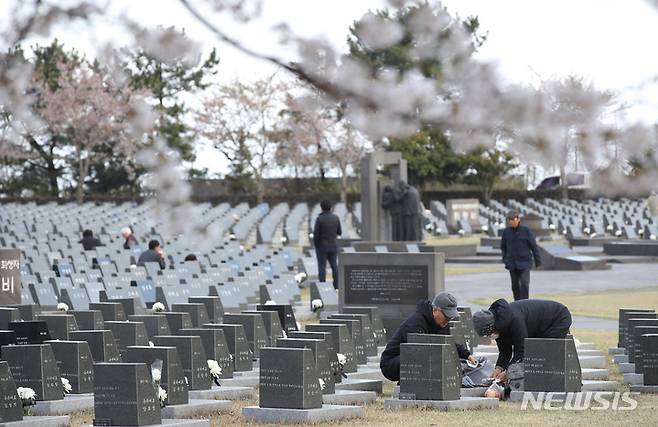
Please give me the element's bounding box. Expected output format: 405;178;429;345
609;308;658;392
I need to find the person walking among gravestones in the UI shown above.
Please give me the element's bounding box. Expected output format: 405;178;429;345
500;210;541;300
313;200;342;290
137;239;167;269
121;226;139;250
380;292;477;382
472;298;572;382
79;229;103;251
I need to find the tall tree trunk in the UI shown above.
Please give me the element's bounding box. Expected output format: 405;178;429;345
46;158;59;198
76;147;87;204
560;164;569;200
254;174;264;203
340;172;348;204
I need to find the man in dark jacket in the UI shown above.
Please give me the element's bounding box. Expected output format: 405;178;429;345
79;229;102;251
472;298;572;381
500;211;541;300
313;200;342;290
380;292;477;382
137;239;166;270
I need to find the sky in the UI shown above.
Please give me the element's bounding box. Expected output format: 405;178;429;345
6;0;658;177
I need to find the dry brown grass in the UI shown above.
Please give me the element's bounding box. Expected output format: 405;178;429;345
472;288;658;320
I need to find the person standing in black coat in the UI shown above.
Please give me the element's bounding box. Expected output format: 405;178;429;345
472;298;572;381
500;211;541;300
313;200;342;290
380;292;477;382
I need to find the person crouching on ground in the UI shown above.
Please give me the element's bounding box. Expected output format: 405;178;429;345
472;298;572;382
380;292;477;382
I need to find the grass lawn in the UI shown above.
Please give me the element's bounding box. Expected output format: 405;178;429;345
471;288;658;320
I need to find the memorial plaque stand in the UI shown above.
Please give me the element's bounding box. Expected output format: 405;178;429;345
93;363;161;426
69;330;122;363
45;340;94;394
0;361;22;422
203;324;253;372
258;347;322;409
523;338;582;393
152;336;211;391
178;328;234;379
2;344;63;401
224;314;268;359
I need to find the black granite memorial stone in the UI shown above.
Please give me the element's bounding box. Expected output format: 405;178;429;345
320;318;366;365
178;328;233;379
257;304;298;333
457;306;476;351
342;306;386;346
627;319;658;363
202;324;253;372
36;313;78;340
640;334;658;385
9;304;39;321
160;312;194;335
131;280;156;307
0;361;22;423
128;315;171;340
618;309;655;348
70;310;104;331
104;321;149;356
632;326;658;375
447;320;469;351
0;330;16;358
60;288;90;311
124;345;189;405
224;313;268;359
329;313;377;357
45;340;94;393
242;310;284;346
152;335;210;391
93;363;161;426
407;333;461;378
277;338;335;395
524;338;582;392
2;344;63;401
171;303;209;328
8;320;51;344
287;331;341;383
69;330;121;363
399;343;460;401
189;296;224;323
305;323;357;373
29;283;58;307
89;302;126;321
259;347;322;409
0;308;19;330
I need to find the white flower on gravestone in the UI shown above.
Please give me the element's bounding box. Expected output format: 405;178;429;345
239;245;245;251
152;302;165;312
57;302;69;312
318;378;326;390
296;322;301;330
584;227;591;234
232;214;240;221
207;359;222;378
615;230;622;237
591;233;598;238
265;300;276;305
184;376;188;385
337;353;347;367
229;354;234;361
309;233;314;239
151;368;162;383
17;386;36;413
229;234;237;241
607;225;614;231
651;234;657;240
294;272;307;284
311;299;323;311
281;236;288;243
158;386;167;407
149;341;154;347
281;331;287;339
61;377;72;394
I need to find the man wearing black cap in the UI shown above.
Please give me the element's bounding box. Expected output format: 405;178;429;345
472;298;572;381
380;292;477;382
500;211;541;300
